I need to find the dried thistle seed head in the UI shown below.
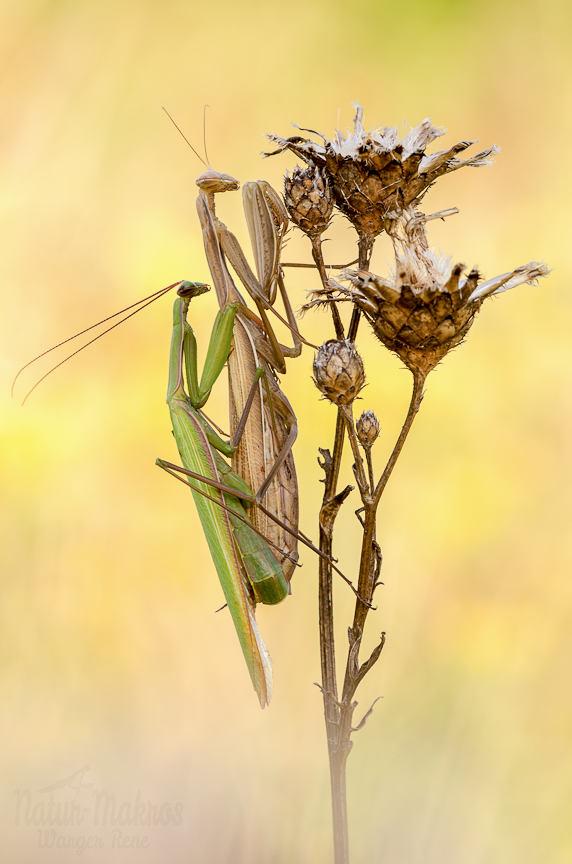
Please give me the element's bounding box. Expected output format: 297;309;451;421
313;340;365;405
267;103;499;242
356;410;380;447
284;166;333;237
342;209;549;376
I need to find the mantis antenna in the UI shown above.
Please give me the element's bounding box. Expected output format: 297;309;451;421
203;104;211;168
13;282;181;405
162;107;209;168
18;108;216;403
162;105;213;171
17;110;234;405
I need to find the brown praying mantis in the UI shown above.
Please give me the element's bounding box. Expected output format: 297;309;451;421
195;168;304;581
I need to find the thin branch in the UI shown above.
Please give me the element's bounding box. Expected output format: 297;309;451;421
374;370;425;506
310;236;345;339
354;632;386;688
365;447;375;494
340;405;369;495
281;258;358;269
314;683;344;711
351;696;383;733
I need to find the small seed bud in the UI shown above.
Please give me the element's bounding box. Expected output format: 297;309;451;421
284;166;333;237
313;340;365;406
356;410;380;447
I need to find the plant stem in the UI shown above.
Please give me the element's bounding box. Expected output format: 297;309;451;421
373;371;425;507
318;410;348;863
311;237;345;340
318;369;425;864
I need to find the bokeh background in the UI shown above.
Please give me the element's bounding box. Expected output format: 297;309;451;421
1;1;571;861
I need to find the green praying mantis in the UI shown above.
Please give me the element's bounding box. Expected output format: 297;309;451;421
159;274;345;707
157;281;288;706
156;166;317;707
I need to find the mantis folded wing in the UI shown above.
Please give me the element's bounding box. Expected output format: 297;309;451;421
163;282;289;707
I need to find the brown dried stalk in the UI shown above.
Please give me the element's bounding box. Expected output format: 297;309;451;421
269;103;548;864
317;371;424;863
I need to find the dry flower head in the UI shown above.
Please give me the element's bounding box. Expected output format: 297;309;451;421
337;209;549;375
356;410;380;448
267;103;499;243
313;340;365;405
284;165;334;238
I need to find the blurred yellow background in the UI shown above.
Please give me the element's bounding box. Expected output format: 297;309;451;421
1;0;571;861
